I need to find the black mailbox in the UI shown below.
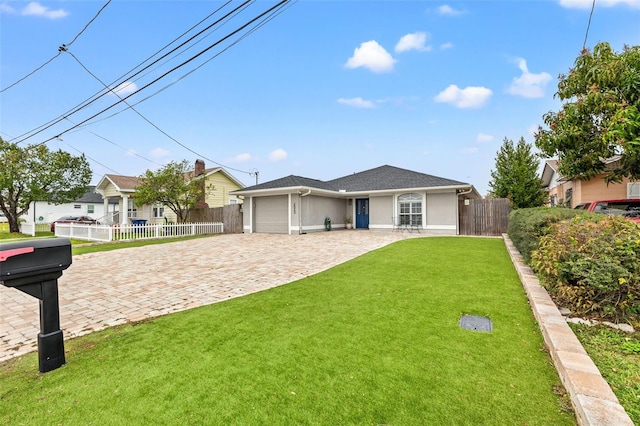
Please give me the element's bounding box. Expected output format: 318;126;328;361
0;238;72;372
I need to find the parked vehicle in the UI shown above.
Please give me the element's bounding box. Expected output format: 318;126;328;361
50;215;98;232
0;212;7;223
585;199;640;223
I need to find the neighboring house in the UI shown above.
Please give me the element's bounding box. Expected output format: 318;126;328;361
541;158;640;208
95;160;245;224
20;186;119;224
230;165;481;235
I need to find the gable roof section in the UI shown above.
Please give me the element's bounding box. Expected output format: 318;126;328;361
187;167;245;189
541;160;560;188
233;165;475;196
96;174;141;193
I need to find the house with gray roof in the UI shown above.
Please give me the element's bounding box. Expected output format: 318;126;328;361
230;165;481;235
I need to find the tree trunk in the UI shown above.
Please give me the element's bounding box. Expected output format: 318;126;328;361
8;217;20;233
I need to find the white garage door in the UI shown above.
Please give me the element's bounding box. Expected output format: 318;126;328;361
255;195;288;233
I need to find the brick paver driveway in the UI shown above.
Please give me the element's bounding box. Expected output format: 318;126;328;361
1;231;422;363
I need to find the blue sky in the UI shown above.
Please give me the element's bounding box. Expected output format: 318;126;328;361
1;0;639;194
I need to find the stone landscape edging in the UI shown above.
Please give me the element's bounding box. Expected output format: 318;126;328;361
502;234;633;426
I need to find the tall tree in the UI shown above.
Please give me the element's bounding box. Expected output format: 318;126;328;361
489;137;547;209
535;42;640;182
133;160;212;224
0;138;92;233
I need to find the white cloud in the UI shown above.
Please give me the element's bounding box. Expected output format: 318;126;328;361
507;58;552;98
230;153;252;162
477;133;494;144
345;40;396;73
440;42;454;50
559;0;640;8
395;32;432;53
437;4;465;15
268;148;287;162
0;3;16;14
110;81;138;97
337;97;376;109
149;148;170;158
22;2;68;19
434;84;493;108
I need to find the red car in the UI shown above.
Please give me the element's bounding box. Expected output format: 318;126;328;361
585;199;640;224
50;215;98;232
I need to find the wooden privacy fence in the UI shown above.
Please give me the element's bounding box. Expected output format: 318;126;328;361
185;204;243;234
458;198;511;236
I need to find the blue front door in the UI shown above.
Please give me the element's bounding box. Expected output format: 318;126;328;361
355;198;369;229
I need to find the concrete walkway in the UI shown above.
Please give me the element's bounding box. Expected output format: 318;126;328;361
1;231;420;363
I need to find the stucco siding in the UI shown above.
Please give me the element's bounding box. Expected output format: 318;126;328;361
426;192;457;227
369;196;393;228
302;196;345;232
577;176;632;203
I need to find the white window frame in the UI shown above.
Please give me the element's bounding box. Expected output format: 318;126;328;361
398;193;423;226
628;182;640;199
152;205;165;218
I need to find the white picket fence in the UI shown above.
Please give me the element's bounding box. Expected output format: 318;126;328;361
53;222;224;242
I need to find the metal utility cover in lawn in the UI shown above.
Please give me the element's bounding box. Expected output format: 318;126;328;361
459;315;493;332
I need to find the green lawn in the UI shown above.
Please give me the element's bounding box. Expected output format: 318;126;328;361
569;324;640;424
0;237;574;425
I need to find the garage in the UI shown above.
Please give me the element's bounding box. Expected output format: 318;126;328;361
254;195;288;233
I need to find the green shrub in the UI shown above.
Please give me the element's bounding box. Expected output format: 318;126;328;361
532;216;640;324
508;207;587;262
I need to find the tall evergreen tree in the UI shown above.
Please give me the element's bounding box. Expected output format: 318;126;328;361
489;137;547;209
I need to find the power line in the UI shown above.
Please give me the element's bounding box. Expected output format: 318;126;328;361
78;0;297;129
31;0;290;148
63;118;165;167
65;48;258;177
61;139;124;175
0;0;112;93
9;0;251;145
582;0;596;51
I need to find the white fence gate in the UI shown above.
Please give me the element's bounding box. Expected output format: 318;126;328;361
54;222;224;242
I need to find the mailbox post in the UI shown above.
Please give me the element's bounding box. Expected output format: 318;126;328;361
0;239;72;372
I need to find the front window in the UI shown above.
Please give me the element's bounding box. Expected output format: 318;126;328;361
128;200;138;218
87;204;94;214
153;205;165;218
398;193;422;226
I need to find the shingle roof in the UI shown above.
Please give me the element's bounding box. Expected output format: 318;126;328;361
327;165;467;191
241;175;336;191
76;186;118;204
236;165;469;193
105;174;141;191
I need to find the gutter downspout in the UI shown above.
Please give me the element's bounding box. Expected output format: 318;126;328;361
456;187;474;235
299;189;311;234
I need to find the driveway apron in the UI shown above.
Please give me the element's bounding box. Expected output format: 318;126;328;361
1;232;420;363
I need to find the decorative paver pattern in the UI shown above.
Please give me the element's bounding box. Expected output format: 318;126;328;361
1;231;421;363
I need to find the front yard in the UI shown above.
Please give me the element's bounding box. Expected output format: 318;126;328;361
0;238;574;425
